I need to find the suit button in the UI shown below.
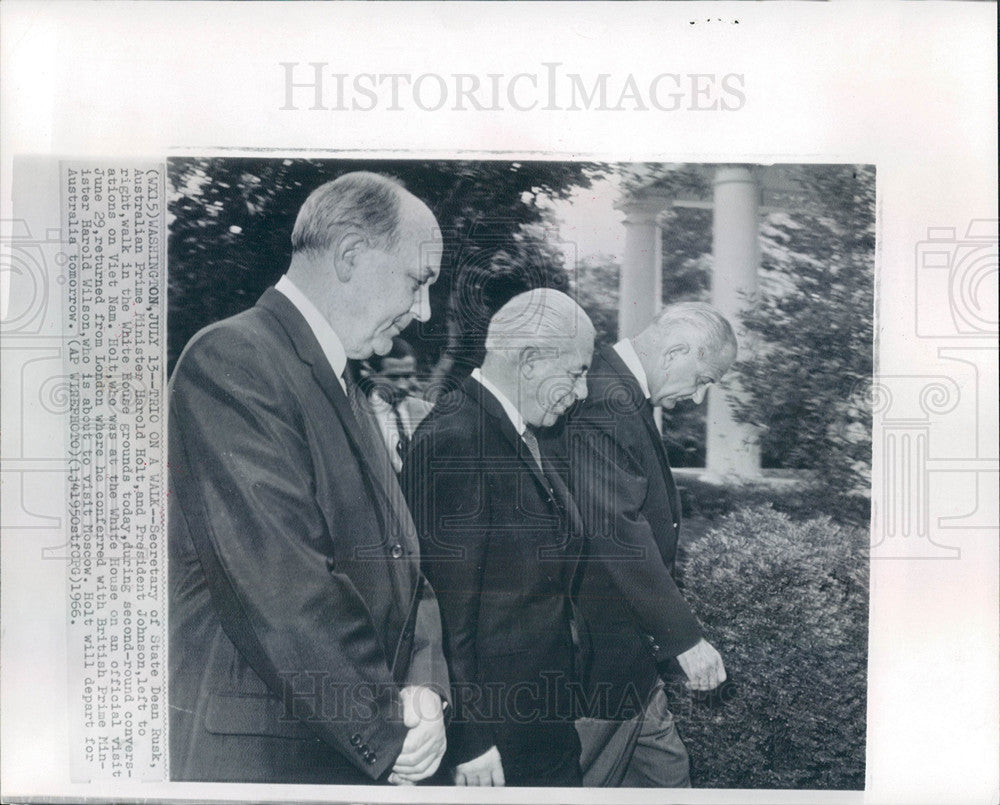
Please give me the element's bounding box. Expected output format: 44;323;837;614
651;643;661;653
350;733;362;747
365;751;377;764
390;544;404;559
673;522;679;529
646;634;656;644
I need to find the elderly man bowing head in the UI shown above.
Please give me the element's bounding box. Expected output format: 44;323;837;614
543;300;738;788
402;289;595;787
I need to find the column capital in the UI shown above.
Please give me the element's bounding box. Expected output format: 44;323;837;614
713;164;763;188
615;188;674;225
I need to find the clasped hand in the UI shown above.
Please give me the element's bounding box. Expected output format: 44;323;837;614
676;637;727;691
453;745;504;786
387;685;446;785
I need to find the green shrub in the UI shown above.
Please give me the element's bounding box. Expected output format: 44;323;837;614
677;476;871;528
667;506;868;789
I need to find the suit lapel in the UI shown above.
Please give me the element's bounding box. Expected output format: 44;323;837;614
462;376;585;586
599;347;681;533
541;454;585;590
257;289;372;476
639;403;671;481
256;289;420;599
639;401;681;527
460;376;550;495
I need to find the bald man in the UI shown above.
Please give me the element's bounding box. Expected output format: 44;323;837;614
403;289;595;787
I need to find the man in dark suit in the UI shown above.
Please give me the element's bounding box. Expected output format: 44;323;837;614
402;289;595;787
169;172;449;784
543;301;737;787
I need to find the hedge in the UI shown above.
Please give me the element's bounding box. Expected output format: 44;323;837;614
675;474;871;528
665;506;869;789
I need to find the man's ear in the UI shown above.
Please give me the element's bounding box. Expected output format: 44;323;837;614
661;342;690;367
519;345;541;378
332;231;367;283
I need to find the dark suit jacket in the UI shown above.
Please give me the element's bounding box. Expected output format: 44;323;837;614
541;346;702;720
168;288;448;783
401;376;584;786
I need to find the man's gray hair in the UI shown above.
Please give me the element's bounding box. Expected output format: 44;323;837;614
485;289;594;357
651;301;737;359
291;172;406;257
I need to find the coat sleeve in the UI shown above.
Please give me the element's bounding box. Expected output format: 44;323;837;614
401;425;496;765
568;424;703;660
403;575;451;705
169;326;408;779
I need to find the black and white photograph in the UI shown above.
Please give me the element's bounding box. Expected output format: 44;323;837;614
166;158;872;790
1;3;996;804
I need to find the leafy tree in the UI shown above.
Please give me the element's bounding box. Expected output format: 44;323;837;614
660;206;713;304
167;158;598;376
731;164;875;492
658;204;714;466
427;218;578;393
616;162;711;201
572;253;620;347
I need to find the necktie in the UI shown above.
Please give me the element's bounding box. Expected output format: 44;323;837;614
341;364;418;607
524;425;584;615
520;425;544;473
393;404;411;460
342;363;397;487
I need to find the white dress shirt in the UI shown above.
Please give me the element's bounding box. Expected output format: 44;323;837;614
613;338;651;400
470;367;528;436
370;394;424;472
275;275;348;390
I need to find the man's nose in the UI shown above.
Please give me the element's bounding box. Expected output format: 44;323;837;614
692;385;709;405
410;284;431;323
574;375;588;401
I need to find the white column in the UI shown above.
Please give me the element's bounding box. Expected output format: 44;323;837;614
705;165;762;479
615;191;671;339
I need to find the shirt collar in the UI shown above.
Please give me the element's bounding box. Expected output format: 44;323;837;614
369;393;392;414
275;275;348;385
613;338;651;400
470;367;527;436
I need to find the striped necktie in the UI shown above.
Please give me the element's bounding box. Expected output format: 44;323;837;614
342;363;397;486
393;404;411;460
521;425;544;473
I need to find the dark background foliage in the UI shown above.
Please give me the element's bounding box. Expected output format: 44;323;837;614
168;158;597;379
734;165;876;494
570;164;875;488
